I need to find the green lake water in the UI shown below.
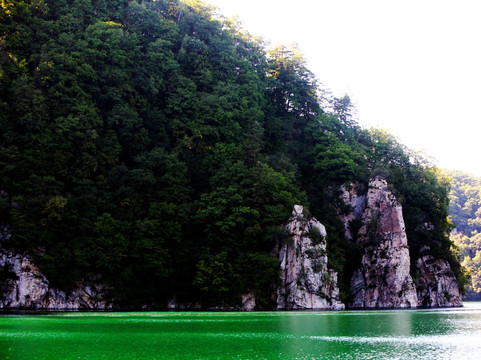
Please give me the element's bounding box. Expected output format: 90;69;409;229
1;302;481;360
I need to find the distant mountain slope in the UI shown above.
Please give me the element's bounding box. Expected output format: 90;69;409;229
444;170;481;299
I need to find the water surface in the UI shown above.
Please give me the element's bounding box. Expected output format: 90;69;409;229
1;302;481;359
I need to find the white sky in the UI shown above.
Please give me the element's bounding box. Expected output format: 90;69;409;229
207;0;481;176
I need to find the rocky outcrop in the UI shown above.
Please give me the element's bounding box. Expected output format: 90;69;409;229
276;205;344;310
0;248;111;310
341;177;418;308
1;178;463;311
241;292;256;311
340;177;463;309
338;184;367;240
416;247;462;307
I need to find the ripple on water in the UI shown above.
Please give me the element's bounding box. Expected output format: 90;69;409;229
2;305;481;360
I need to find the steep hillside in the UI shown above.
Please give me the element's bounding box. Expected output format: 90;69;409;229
0;0;463;309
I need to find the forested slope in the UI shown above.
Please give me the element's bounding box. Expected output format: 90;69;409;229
445;170;481;300
0;0;462;308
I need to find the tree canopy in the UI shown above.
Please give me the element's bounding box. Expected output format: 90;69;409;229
0;0;463;308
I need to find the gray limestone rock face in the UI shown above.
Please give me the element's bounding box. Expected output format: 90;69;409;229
0;248;111;310
276;205;344;310
241;291;256;311
338;184;366;240
416;247;462;308
340;177;462;309
341;177;418;308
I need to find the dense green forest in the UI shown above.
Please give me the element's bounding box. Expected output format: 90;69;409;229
0;0;462;308
445;170;481;300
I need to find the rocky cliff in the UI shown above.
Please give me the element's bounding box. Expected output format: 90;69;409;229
340;177;462;308
416;246;463;307
0;178;462;310
275;205;344;310
0;248;111;310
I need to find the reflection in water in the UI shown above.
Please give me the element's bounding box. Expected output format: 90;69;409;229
389;311;412;336
1;303;481;359
276;305;481;359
